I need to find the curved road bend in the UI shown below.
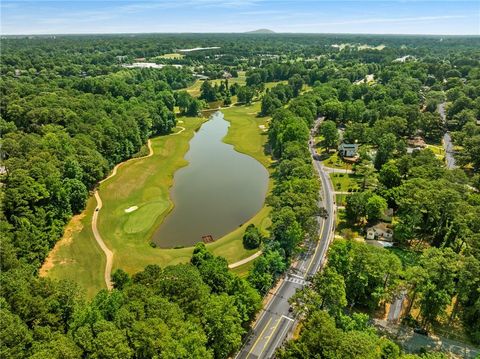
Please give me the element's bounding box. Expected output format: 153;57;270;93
235;117;335;359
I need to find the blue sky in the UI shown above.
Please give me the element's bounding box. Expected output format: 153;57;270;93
1;1;479;35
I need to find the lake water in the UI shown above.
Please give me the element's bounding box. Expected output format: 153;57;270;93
153;111;269;248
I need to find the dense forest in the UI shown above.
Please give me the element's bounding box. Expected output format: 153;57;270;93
1;33;479;358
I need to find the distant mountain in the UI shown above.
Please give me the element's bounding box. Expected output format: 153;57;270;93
246;29;275;34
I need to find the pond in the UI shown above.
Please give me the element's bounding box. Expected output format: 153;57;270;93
153;111;269;248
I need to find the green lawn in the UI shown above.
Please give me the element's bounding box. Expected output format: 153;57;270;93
387;247;421;269
43;103;273;296
184;71;246;98
335;193;349;206
230;260;255;278
322;151;354;170
329;173;360;192
425;144;444;156
184;75;286;103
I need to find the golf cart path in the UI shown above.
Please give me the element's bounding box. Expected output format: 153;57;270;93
94;139;154;290
228;250;262;269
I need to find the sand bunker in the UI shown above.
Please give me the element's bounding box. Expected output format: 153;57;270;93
258;125;267;132
124;206;138;213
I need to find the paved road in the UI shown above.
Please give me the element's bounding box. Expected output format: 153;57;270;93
235;118;335;359
438;103;456;169
387;290;406;323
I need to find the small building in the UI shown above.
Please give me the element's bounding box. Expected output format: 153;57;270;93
338;143;359;158
194;74;210;80
366;223;393;241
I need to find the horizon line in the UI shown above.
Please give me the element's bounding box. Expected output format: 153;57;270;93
2;31;479;37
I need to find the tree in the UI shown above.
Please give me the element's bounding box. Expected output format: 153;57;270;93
223;94;232;107
345;191;370;223
288;74;304;97
64;178;88;214
327;240;401;309
379;161;401;189
457;256;480;343
29;334;82;359
0;306;32;359
355;162;378;190
366;195;387;222
175;91;192;114
261;94;282;116
242;224;263;250
278;310;401;359
237;86;255;104
320;99;343;121
414;248;460;328
186;99;204;117
201;294;244;358
111;269;130;290
248;250;286;294
320;120;338;150
374;133;396;170
463;135;480;171
200;81;217;102
419;112;443;142
312;268;347;314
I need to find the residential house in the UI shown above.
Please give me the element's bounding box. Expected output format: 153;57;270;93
407;136;427;149
366;222;394;241
338;143;359;158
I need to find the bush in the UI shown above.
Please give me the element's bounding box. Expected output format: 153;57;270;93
242;224;263;250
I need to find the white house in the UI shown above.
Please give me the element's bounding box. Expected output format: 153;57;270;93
366;223;394;241
338;143;359;158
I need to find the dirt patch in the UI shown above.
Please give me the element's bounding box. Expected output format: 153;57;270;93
39;212;86;276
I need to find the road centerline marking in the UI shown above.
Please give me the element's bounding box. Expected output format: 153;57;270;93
257;317;283;358
246;316;272;358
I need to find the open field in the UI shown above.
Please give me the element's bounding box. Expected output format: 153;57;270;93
43;102;272;296
184;74;289;101
185;71;246;97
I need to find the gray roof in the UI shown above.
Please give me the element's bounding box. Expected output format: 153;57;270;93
339;143;358;148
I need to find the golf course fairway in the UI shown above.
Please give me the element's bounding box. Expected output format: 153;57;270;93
42;103;272;297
